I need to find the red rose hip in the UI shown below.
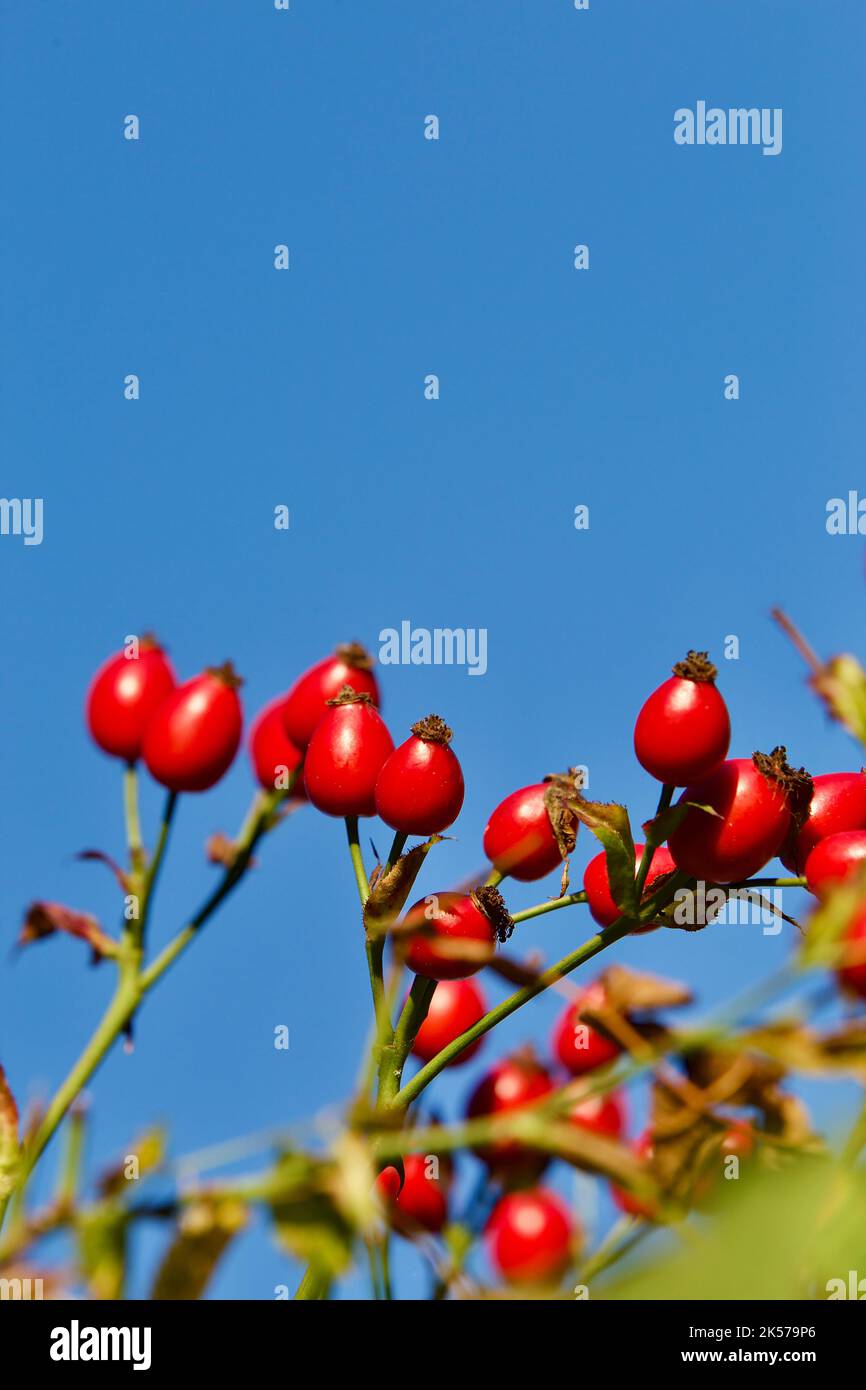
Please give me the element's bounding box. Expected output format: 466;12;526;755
375;715;464;835
282;643;379;749
486;1188;574;1286
804;830;866;899
303;688;394;817
248;696;305;796
404;888;508;981
86;636;176;763
780;771;866;873
466;1050;554;1176
411;979;487;1066
552;983;623;1076
583;844;676;930
836;905;866;1001
668;749;811;885
142;663;243;793
483;774;578;882
568;1088;627;1141
634;651;730;786
376;1154;447;1236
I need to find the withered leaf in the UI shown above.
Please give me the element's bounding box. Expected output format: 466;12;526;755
811;654;866;749
567;796;638;919
151;1197;248;1300
0;1063;20;1199
601;964;693;1014
18;902;118;963
364;837;441;942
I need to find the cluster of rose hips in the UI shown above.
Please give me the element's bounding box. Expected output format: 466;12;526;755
84;638;866;1290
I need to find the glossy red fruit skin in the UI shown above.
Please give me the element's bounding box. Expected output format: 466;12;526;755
804;830;866;899
611;1132;658;1220
86;639;176;763
837;906;866;1001
282;646;379;749
668;759;791;884
248;697;305;796
552;984;622;1076
634;674;730;786
377;1154;447;1235
781;772;866;874
303;697;393;817
486;1188;573;1286
411;979;487;1066
142;668;242;793
404;892;497;981
375;726;464;835
466;1054;555;1176
483;784;564;882
568;1089;626;1141
583;845;676;929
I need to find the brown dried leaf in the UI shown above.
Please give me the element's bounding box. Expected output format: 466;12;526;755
364;837;441;941
18;902;118;963
601;964;693;1014
151;1197;248;1300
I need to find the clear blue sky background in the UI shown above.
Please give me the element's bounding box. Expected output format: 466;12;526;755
1;1;865;1299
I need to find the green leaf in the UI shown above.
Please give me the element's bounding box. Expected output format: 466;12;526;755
812;654;866;748
569;797;638;917
76;1201;129;1300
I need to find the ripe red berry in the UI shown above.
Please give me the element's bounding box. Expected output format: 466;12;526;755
466;1050;554;1176
403;888;508;981
611;1131;658;1220
376;1154;447;1236
836;905;866;1001
804;830;866;899
411;978;487;1066
142;663;243;793
568;1088;626;1141
375;715;465;835
634;651;730;786
248;697;305;796
86;636;176;763
583;844;676;930
486;1188;574;1286
552;984;622;1076
483;774;578;882
303;688;394;818
282;643;379;749
780;771;866;874
668;749;811;885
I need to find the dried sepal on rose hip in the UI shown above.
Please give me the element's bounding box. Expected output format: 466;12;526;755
668;746;813;884
483;770;579;883
303;686;394;818
281;642;379;749
375;714;465;835
403;886;513;981
86;634;176;763
142;662;244;793
248;696;306;797
633;651;731;787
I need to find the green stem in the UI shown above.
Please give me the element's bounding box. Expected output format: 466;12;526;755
635;783;674;899
135;790;178;946
391;917;637;1110
345;817;371;906
379;975;436;1104
385;830;408;875
484;867;504;888
57;1104;87;1207
294;1264;332;1300
123;764;145;875
20;976;141;1186
512;892;587;924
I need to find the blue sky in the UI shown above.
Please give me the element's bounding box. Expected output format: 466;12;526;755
1;1;865;1298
